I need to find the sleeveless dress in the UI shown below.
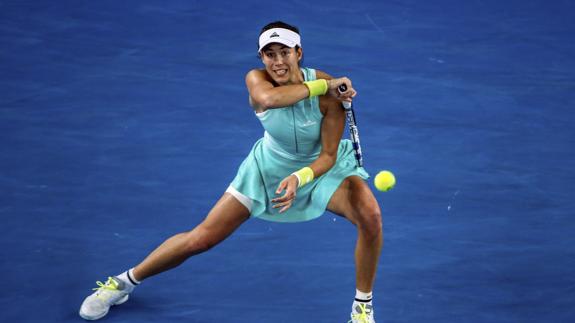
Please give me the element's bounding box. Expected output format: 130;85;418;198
229;67;369;222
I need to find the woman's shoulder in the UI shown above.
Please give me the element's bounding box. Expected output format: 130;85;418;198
245;68;275;89
245;68;268;79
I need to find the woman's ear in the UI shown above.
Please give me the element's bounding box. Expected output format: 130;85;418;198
297;47;303;62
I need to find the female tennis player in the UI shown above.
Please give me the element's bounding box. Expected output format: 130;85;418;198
80;21;382;323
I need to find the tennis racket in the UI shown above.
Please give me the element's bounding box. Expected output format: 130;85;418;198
338;84;363;168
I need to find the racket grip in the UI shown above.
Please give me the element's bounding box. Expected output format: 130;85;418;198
337;84;352;110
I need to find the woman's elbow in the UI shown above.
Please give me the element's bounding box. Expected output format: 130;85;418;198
255;92;276;109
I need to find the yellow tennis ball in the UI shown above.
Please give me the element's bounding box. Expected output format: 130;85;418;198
374;170;396;192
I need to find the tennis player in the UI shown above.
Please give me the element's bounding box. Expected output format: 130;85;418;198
79;21;382;323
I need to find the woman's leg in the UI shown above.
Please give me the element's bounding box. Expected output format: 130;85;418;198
132;192;251;281
327;176;383;293
79;192;251;320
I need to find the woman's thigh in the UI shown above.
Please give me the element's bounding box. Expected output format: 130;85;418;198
198;192;251;238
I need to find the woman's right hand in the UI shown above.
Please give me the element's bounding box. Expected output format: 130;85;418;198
327;77;357;102
271;174;299;213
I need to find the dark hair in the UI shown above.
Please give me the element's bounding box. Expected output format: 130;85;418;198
259;21;300;36
258;21;301;53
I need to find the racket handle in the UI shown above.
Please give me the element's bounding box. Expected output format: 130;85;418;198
337;84;352;110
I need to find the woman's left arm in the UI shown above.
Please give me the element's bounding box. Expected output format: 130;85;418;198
272;95;345;212
308;95;346;177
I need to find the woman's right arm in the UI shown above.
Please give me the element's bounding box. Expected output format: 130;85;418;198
245;69;310;112
245;69;356;112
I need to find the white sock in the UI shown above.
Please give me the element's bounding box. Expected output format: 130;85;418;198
355;289;373;303
116;268;140;289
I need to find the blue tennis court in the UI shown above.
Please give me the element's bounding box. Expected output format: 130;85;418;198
1;0;574;322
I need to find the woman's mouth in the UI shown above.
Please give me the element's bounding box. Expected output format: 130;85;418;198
274;69;288;76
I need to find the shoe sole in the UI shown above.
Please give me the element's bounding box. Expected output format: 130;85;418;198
79;294;129;321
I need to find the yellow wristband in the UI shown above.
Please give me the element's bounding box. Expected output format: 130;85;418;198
303;79;328;97
292;167;315;188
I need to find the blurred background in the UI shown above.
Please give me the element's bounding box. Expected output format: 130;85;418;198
1;0;574;322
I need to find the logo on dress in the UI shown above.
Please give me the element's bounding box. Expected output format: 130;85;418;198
301;120;317;127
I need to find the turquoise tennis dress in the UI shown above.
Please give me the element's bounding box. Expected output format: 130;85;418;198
229;67;369;222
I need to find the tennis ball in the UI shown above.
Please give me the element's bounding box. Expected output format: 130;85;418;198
374;170;396;192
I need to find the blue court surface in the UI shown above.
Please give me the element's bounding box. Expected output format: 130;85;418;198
1;1;574;322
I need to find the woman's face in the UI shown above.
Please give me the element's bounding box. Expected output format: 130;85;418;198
260;44;302;85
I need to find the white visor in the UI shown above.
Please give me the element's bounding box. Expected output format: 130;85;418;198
258;28;301;52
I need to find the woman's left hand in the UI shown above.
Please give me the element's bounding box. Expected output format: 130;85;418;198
272;175;299;213
327;77;357;102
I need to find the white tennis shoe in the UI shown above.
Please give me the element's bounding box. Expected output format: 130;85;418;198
79;276;132;320
349;301;375;323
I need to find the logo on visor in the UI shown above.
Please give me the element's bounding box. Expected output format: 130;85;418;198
270;32;279;38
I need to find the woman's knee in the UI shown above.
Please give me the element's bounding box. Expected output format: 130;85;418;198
356;204;382;239
182;226;219;255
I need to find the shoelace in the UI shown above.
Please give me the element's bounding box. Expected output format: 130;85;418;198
348;303;372;323
93;277;120;300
